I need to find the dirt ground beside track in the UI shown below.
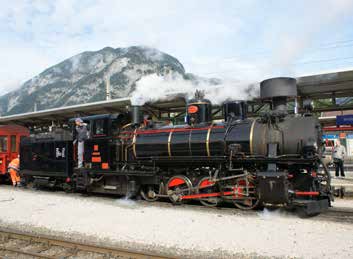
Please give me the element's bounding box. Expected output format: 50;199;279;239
0;186;352;259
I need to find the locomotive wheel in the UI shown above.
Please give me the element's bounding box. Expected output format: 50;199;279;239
166;175;193;204
140;185;160;202
232;177;260;210
197;176;219;207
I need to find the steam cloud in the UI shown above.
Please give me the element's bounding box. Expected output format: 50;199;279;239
130;73;259;105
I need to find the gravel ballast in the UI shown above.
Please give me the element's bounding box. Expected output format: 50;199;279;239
0;186;352;258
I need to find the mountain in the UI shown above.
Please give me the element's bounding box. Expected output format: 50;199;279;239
0;46;186;116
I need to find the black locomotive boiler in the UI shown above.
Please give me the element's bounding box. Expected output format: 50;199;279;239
20;77;332;216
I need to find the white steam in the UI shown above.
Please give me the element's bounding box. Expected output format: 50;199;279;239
130;73;258;105
257;208;295;220
115;196;137;208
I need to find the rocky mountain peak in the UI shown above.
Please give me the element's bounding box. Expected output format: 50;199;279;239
0;46;185;116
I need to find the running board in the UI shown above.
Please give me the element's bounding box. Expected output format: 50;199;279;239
104;185;118;190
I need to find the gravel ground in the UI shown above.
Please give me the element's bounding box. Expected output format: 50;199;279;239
0;186;352;259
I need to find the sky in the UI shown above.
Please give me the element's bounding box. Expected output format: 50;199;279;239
1;0;353;94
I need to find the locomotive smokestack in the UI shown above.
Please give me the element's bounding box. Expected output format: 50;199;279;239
131;105;143;126
260;77;297;112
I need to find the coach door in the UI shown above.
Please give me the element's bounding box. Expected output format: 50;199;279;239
10;135;18;160
0;135;8;174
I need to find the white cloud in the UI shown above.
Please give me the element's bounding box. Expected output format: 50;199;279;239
0;43;53;94
0;0;353;95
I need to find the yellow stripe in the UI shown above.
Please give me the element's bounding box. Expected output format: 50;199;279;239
249;119;256;155
189;102;209;105
121;123;132;129
206;126;212;157
168;130;174;157
132;129;137;158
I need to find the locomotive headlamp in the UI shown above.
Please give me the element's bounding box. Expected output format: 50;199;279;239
188;105;199;114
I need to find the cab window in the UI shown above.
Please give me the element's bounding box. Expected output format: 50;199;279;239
0;136;8;152
93;119;108;136
11;135;16;152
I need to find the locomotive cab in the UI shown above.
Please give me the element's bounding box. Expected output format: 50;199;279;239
70;114;128;171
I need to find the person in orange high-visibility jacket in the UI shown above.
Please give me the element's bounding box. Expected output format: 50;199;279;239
8;157;20;186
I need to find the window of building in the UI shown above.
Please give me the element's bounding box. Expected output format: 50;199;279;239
0;136;8;152
11;135;16;152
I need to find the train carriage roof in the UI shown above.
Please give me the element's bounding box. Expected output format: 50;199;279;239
0;69;353;126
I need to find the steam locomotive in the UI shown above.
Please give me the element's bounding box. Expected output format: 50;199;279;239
20;77;332;216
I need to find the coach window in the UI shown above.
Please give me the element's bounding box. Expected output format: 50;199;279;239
10;136;16;152
0;136;8;152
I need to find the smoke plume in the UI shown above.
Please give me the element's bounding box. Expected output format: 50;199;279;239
130;73;258;105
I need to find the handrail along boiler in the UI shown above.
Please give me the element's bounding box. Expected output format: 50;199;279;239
20;77;332;216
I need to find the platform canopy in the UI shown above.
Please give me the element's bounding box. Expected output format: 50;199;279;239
0;98;132;126
296;69;353;113
297;69;353;99
0;69;353;126
0;96;188;127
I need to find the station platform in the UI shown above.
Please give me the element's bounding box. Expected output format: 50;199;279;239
329;169;353;197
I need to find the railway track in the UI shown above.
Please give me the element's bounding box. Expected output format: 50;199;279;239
0;228;173;259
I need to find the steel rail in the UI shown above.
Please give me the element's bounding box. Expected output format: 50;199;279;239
0;246;55;258
0;228;175;259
